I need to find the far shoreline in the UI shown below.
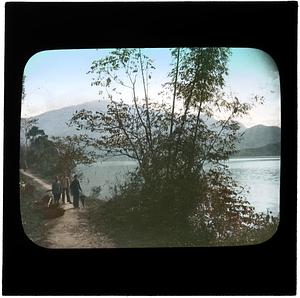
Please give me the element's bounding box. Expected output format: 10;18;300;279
229;155;280;161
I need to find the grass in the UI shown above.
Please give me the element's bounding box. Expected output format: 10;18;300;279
84;197;206;247
83;194;280;248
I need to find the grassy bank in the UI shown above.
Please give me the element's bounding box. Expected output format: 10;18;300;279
84;195;280;248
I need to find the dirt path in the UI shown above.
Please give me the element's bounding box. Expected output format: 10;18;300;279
20;170;115;248
20;169;52;191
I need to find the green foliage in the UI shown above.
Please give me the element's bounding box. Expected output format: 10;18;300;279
22;125;58;176
69;48;272;246
26;141;57;176
51;135;97;176
20;120;96;178
26;125;45;141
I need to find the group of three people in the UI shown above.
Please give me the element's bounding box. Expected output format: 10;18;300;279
52;173;83;208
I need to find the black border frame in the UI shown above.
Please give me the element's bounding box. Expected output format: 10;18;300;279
4;2;297;295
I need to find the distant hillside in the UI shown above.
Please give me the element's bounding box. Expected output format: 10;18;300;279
21;100;219;140
21;100;108;141
234;142;280;157
238;124;281;150
21;100;281;155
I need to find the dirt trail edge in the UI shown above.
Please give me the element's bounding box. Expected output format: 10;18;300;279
20;170;115;248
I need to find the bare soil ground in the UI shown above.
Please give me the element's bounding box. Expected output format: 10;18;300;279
20;170;115;248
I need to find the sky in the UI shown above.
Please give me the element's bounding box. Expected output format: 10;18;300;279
22;48;281;128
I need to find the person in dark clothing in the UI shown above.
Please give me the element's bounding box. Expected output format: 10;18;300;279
52;176;62;205
70;175;82;208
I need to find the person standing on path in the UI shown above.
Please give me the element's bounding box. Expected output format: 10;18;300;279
70;175;82;208
52;176;62;205
61;173;72;204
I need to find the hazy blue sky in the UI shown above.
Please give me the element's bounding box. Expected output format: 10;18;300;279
22;48;280;127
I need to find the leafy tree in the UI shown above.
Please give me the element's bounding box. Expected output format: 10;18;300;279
51;135;97;176
20;118;38;169
26;125;45;143
24;125;57;174
29;136;58;175
70;48;267;245
21;120;96;178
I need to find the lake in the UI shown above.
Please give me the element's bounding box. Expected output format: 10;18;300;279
225;157;280;215
77;157;280;215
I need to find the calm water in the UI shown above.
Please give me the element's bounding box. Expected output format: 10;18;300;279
226;157;280;215
77;157;280;215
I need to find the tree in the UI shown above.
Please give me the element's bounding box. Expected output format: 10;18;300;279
20;118;39;169
51;135;97;176
70;48;265;245
28;135;58;175
26;125;45;143
23;125;56;173
21;75;26;103
20;75;33;167
21;120;96;178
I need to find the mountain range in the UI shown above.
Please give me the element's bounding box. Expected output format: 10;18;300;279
21;100;281;157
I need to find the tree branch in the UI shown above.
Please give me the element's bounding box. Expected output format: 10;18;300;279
138;48;153;148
